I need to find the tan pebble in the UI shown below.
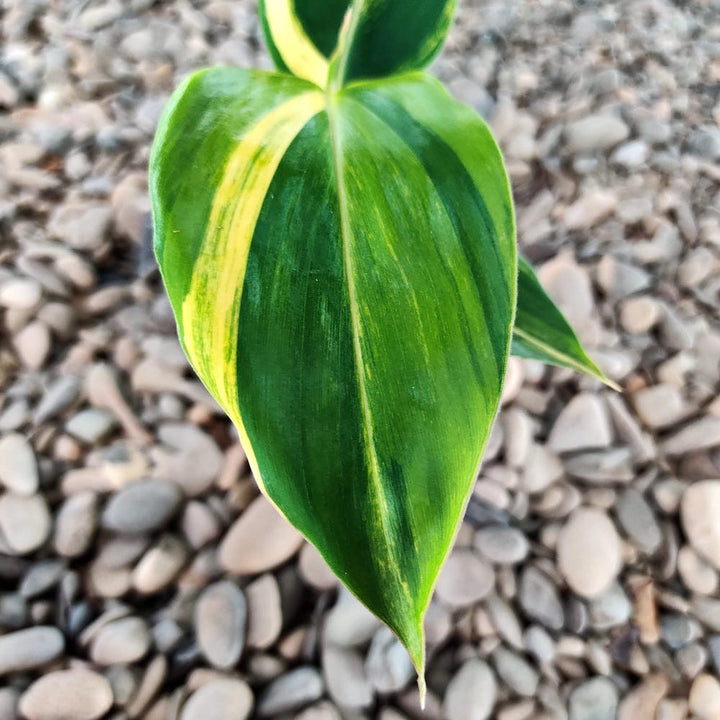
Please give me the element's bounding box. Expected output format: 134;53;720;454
656;698;688;720
681;481;720;570
557;507;622;599
85;363;153;445
216;443;248;490
144;696;171;720
13;321;50;370
152;423;223;495
87;560;132;599
295;701;341;720
246;574;283;650
52;435;82;462
689;674;720;720
0;277;42;310
678;545;719;596
0;433;38;495
500;357;524;405
126;655;167;719
628;575;660;644
181;501;221;549
96;535;150;569
564;190;617;230
90;616;151;665
54;491;98;557
435;549;495;609
631;383;690;430
19;669;113;720
619;296;661;334
54;252;97;289
278;627;307;661
617;674;668;720
132;535;188;594
219;495;303;575
180;679;253;720
0;493;51;554
298;543;337;591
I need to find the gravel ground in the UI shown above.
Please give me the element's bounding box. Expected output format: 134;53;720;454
1;0;720;718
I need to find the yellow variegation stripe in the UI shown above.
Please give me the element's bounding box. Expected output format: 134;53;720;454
180;90;325;486
264;0;330;87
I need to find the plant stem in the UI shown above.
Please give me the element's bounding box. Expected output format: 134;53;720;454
328;0;364;93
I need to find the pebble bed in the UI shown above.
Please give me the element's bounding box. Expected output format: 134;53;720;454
1;1;720;719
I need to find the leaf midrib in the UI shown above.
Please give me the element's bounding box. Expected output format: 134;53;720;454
325;94;407;598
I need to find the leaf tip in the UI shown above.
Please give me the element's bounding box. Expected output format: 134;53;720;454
417;673;427;710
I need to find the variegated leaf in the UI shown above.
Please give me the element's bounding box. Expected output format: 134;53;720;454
150;67;515;685
258;0;456;85
513;256;616;387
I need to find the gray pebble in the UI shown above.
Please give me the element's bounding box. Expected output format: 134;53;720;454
19;559;65;598
611;140;649;169
663;417;720;456
692;597;720;633
324;589;382;647
0;626;64;675
564;448;634;484
492;647;539;697
569;677;619;720
0;433;38;495
676;642;708;679
615;489;663;554
323;645;374;710
474;525;529;565
0;688;19;720
565;114;629;154
549;394;613;454
589;583;632;630
442;658;497;720
257;667;324;716
102;479;182;534
523;625;556;665
33;376;81;425
365;627;414;694
0;493;51;555
688;125;720;159
486;595;524;650
65;409;117;444
195;580;247;670
661;613;701;650
0;593;28;630
519;566;564;630
48;201;113;251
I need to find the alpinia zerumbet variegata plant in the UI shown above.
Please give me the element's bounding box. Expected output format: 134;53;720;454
150;0;614;700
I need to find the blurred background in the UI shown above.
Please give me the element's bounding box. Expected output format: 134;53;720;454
1;1;720;718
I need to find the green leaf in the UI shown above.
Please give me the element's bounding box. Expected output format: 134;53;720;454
513;256;617;388
258;0;456;86
150;67;516;686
